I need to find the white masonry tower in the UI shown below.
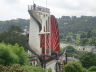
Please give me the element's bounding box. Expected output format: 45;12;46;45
28;4;50;56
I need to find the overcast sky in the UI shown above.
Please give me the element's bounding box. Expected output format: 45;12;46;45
0;0;96;20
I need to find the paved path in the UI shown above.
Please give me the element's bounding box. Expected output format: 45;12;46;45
46;60;57;72
46;51;66;72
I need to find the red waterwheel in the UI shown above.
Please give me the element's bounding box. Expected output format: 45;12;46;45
50;15;60;55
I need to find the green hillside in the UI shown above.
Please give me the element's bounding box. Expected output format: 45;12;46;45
0;16;96;40
0;19;29;32
58;16;96;35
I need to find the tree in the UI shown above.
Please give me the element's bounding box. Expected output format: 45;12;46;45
63;62;86;72
65;33;74;42
87;30;93;38
0;43;29;66
65;46;77;57
79;52;96;68
75;34;81;45
79;38;89;46
80;32;87;38
0;25;28;50
75;51;88;59
89;37;96;46
0;19;29;33
88;66;96;72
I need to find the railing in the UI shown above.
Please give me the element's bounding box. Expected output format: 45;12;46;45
28;5;50;13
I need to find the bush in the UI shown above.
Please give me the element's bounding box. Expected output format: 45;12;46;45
82;68;88;72
23;65;45;72
79;52;96;68
48;68;52;72
0;64;26;72
0;65;46;72
88;66;96;72
63;62;85;72
65;46;77;57
0;43;29;66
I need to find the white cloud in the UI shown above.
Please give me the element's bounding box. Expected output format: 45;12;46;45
0;0;96;20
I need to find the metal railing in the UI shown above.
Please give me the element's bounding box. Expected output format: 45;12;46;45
28;5;50;13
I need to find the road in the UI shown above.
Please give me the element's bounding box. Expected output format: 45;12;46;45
46;60;57;72
46;52;65;72
46;47;67;72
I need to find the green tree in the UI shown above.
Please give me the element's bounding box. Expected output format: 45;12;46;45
65;32;74;43
63;62;86;72
65;46;77;57
88;66;96;72
89;37;96;46
75;51;88;59
75;34;81;45
80;32;87;38
79;52;96;68
0;43;29;66
79;38;89;46
0;25;28;50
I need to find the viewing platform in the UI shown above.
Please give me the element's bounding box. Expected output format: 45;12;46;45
28;4;50;13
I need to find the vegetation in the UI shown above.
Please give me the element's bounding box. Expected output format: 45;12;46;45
0;20;46;72
63;61;96;72
62;45;96;71
75;28;96;46
0;64;26;72
0;19;29;32
88;66;96;72
63;49;96;71
0;16;96;72
79;52;96;68
48;68;52;72
0;43;47;72
61;27;96;45
63;62;87;72
74;51;88;59
23;65;45;72
0;16;96;43
0;64;46;72
0;43;29;66
58;16;96;43
58;16;96;36
0;25;28;50
65;46;77;57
